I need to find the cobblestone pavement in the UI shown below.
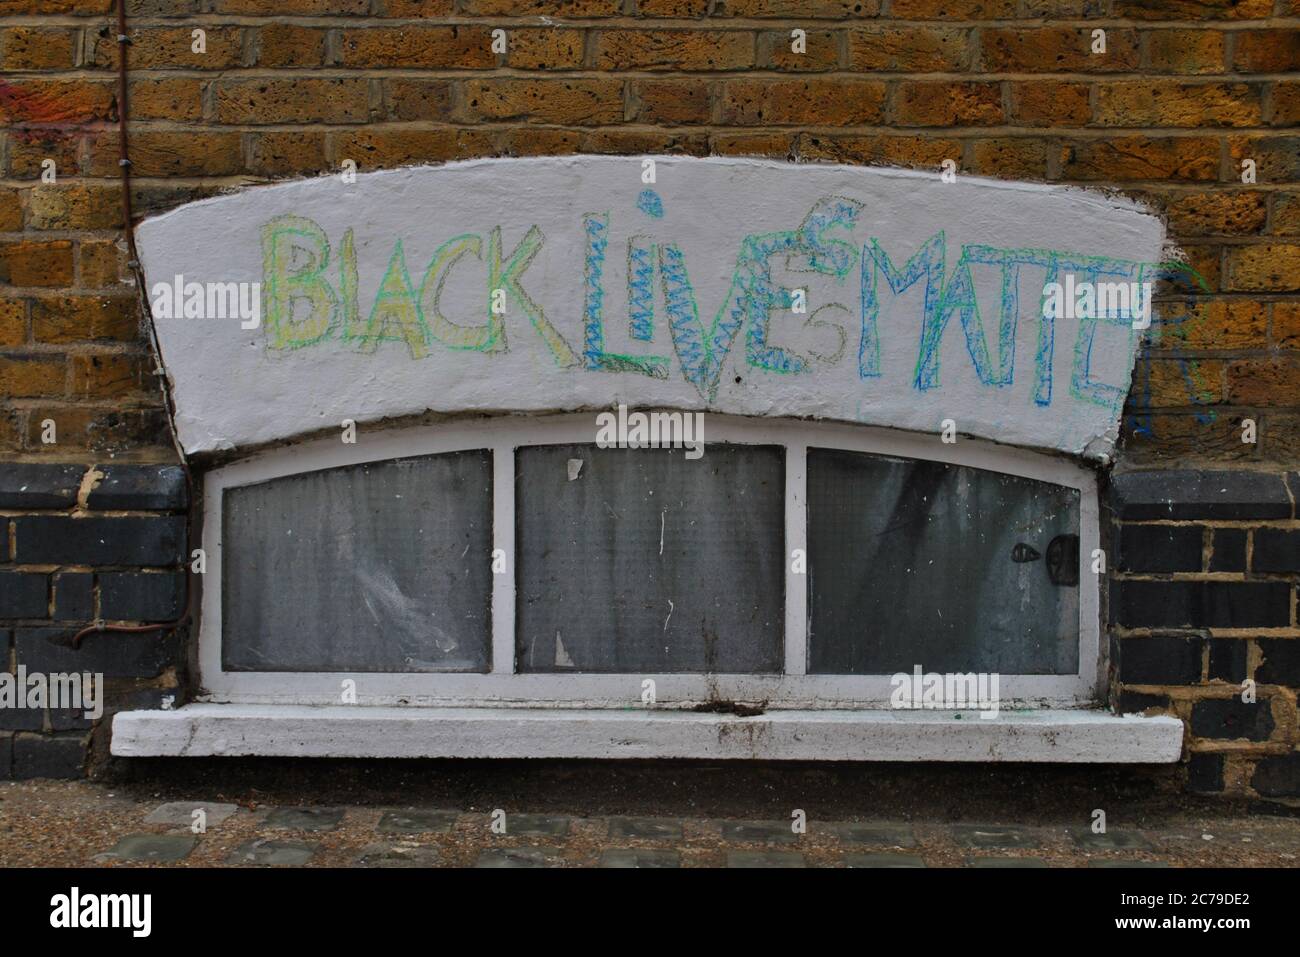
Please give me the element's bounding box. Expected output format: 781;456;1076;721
1;780;1298;868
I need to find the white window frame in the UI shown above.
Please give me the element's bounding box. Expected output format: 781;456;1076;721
197;413;1102;709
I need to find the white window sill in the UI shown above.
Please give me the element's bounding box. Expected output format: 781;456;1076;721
112;705;1184;763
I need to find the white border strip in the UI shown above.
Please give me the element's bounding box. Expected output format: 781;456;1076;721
112;705;1184;763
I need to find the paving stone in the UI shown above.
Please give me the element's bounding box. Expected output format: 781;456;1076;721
377;809;459;834
727;850;806;868
1212;825;1300;850
144;801;238;828
831;823;917;847
843;852;926;868
599;848;681;868
501;813;569;837
1069;828;1152;850
967;856;1050;867
719;820;798;844
951;824;1041;849
607;817;683;840
475;847;565;868
96;833;196;863
227;838;317;866
264;807;345;832
353;842;441;867
1088;860;1171;868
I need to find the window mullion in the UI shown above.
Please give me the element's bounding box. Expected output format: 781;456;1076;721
784;441;808;677
491;443;516;675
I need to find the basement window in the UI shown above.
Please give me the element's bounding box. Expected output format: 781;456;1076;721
515;443;785;674
806;450;1081;676
221;451;492;673
199;414;1100;708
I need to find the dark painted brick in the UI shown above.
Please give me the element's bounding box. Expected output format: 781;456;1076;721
0;628;43;731
1209;528;1247;572
101;685;172;714
53;685;169;731
48;706;93;732
12;515;186;566
12;732;85;780
31;671;107;732
99;572;185;621
1117;524;1203;572
14;626;176;678
0;520;8;561
1251;753;1300;798
1187;752;1224;793
1110;470;1291;521
52;572;94;621
1118;635;1203;685
1116;690;1168;713
86;464;188;511
1191;698;1275;741
0;570;48;618
1111;580;1291;629
1208;638;1248;684
1256;638;1300;687
0;464;84;509
0;705;44;731
1252;529;1300;573
120;687;173;710
0;734;11;780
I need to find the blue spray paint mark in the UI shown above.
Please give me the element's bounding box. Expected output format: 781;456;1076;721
1069;260;1142;414
637;189;664;219
659;243;753;399
742;232;807;375
793;196;862;280
582;213;609;368
862;233;946;382
581;212;669;378
628;238;655;342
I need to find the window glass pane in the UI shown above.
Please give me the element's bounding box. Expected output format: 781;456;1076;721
222;451;493;673
807;449;1080;675
516;443;784;674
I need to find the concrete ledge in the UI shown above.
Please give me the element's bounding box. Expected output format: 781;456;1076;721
112;705;1185;763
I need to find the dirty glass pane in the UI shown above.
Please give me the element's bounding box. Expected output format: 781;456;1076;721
516;443;784;673
807;449;1080;675
222;451;492;673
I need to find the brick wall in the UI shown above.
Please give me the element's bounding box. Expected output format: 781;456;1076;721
0;0;1296;794
0;462;186;778
1109;470;1300;798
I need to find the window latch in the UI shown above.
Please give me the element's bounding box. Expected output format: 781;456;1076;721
1046;534;1081;586
1010;542;1041;563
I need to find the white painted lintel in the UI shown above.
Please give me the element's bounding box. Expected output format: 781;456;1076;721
112;705;1184;763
